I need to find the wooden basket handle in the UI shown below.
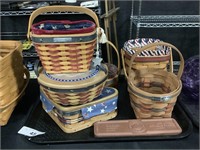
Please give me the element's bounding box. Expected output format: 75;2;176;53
127;41;184;80
27;5;100;40
105;41;120;76
121;49;128;78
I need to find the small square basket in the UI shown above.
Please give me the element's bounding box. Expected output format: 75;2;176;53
41;87;118;133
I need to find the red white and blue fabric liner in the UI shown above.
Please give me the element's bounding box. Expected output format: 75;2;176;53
123;38;170;57
31;20;96;35
81;88;117;119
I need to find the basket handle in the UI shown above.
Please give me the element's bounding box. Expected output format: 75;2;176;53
34;59;42;77
27;5;100;40
127;41;184;80
105;41;120;76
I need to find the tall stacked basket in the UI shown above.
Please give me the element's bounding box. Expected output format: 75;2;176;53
28;5;119;133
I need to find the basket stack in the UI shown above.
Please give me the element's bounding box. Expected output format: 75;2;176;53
121;39;184;119
0;40;30;126
29;6;118;133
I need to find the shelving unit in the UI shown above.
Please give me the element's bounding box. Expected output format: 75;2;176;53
130;0;200;38
0;8;100;16
131;15;200;28
129;0;200;71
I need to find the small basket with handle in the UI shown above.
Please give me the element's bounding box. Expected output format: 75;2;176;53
121;38;173;77
124;41;184;119
27;5;100;73
40;87;118;133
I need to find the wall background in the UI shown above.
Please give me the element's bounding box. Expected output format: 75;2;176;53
114;0;199;61
1;0;199;62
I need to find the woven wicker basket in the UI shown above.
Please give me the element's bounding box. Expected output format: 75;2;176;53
0;40;25;107
104;41;120;87
27;6;100;73
121;38;173;78
0;67;30;126
125;42;184;119
35;62;108;106
40;87;118;133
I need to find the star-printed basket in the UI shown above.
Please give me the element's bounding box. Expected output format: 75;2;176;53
35;60;108;106
27;5;100;73
126;42;184;118
41;87;118;133
0;40;25;107
121;38;173;78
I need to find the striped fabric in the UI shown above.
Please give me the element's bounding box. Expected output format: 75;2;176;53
123;38;170;57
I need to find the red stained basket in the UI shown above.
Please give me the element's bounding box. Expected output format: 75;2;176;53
27;6;100;73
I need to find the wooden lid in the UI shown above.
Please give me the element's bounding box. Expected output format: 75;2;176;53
37;64;108;90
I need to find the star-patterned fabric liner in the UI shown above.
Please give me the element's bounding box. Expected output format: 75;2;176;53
81;88;118;119
40;87;118;121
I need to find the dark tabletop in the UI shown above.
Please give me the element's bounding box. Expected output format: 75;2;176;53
1;77;199;149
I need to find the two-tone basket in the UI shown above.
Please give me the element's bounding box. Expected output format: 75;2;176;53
121;38;173;78
27;6;100;73
35;61;108;106
40;87;118;133
125;42;184;118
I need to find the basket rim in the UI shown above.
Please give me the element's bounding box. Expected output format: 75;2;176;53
31;19;96;35
31;29;96;36
0;40;22;63
37;65;108;90
123;49;171;62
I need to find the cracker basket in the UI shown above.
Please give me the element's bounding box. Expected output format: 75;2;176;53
27;6;100;73
0;40;25;107
40;87;118;133
121;38;173;77
35;61;108;106
0;67;30;126
104;41;120;87
125;42;184;119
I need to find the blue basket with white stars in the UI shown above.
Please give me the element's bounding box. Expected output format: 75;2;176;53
40;87;118;133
